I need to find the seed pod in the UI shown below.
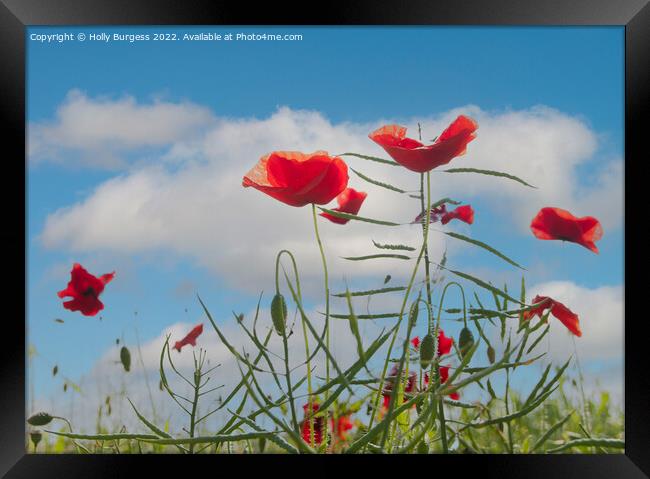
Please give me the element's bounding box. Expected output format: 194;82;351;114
120;346;131;372
459;327;475;360
30;431;42;449
487;346;496;364
27;412;53;427
408;301;419;328
271;293;288;336
419;333;435;369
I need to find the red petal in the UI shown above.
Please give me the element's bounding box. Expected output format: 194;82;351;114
530;207;602;254
243;151;348;207
369;117;477;173
319;187;367;224
550;300;582;337
441;204;474;225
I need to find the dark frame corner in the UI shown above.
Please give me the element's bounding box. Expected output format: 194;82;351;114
1;0;648;477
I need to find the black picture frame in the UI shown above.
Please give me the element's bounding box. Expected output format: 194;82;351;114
1;0;648;477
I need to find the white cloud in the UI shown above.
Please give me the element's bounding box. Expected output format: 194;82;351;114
36;96;622;294
28;90;215;168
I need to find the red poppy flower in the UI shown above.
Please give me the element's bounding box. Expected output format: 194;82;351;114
57;263;115;316
523;295;581;337
173;323;204;352
319;187;368;224
242;150;349;207
530;207;603;253
413;203;474;226
441;204;474;225
411;336;421;349
369;115;478;173
301;402;325;445
331;414;354;442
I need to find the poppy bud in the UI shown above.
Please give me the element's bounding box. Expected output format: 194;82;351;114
27;412;53;427
30;431;42;449
487;346;496;364
120;346;131;372
408;301;419;328
420;333;435;369
271;293;288;336
258;437;267;453
459;327;475;360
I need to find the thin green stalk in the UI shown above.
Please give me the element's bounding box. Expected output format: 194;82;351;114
276;250;315;446
188;351;202;454
282;331;299;435
369;171;432;451
311;204;331;449
430;281;467;453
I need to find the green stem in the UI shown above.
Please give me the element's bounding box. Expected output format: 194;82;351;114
188;353;201;454
419;176;434;322
369;171;432;451
430;280;466;454
275;250;309;441
311;204;330;450
282;331;300;436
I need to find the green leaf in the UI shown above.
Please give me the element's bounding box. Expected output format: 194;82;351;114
448;269;522;304
343;254;411;261
546;438;624;453
330;312;401;320
526;324;550;354
351;168;406;193
339;152;399;166
318;207;400;226
372;240;416;251
442;168;536;188
530;410;575;452
445;232;525;270
45;431;158;441
341;290;367;369
332;286;406;297
430;197;461;209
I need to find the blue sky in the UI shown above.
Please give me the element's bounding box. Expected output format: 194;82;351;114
26;26;624;426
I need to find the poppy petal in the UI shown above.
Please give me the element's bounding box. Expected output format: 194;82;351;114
369;116;477;173
530;207;602;254
319;187;367;224
441;204;474;225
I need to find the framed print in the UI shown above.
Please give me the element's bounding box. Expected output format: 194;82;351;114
1;0;648;477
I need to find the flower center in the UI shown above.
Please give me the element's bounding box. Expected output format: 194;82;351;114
82;287;97;298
